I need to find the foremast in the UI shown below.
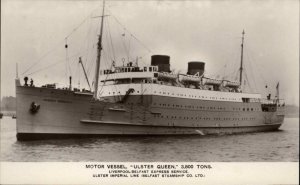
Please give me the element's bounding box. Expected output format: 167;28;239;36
239;30;245;91
93;0;105;99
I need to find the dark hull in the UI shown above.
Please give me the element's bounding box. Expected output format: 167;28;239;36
16;123;282;141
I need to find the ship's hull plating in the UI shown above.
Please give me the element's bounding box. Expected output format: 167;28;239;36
16;85;285;140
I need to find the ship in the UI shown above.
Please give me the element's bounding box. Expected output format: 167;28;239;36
15;1;285;140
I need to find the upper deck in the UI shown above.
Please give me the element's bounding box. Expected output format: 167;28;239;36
96;64;264;102
99;64;241;92
99;65;158;82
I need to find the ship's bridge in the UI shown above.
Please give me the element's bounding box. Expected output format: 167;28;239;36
99;65;159;83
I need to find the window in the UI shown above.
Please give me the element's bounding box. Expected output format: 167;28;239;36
144;67;147;72
149;67;152;72
242;98;250;103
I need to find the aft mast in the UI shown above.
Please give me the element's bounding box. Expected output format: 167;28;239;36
239;30;245;91
93;0;105;99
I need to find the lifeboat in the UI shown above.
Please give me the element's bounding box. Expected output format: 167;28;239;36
203;78;222;85
158;72;177;80
179;74;201;83
223;80;240;87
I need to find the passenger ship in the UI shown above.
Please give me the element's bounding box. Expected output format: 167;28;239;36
15;2;285;140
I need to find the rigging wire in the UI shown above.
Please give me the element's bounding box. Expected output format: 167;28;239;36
21;40;65;76
127;34;132;62
27;52;82;76
243;69;254;93
65;5;103;40
102;8;150;67
21;5;103;77
106;17;116;62
79;16;94;89
245;50;258;92
120;28;130;63
247;47;268;88
97;51;115;97
104;19;115;66
84;16;93;72
110;14;152;54
65;38;72;82
87;17;102;75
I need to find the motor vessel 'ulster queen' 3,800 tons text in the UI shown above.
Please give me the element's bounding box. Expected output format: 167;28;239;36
15;1;285;140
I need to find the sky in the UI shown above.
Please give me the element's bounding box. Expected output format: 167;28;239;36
1;0;299;105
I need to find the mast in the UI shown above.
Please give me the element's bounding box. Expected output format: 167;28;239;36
79;57;91;91
93;0;105;99
239;30;245;90
276;82;280;103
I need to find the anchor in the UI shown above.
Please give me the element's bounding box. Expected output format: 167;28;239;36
29;102;40;114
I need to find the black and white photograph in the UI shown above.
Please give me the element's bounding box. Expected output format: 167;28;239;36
1;0;299;184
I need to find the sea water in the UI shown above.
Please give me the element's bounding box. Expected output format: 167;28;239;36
0;117;298;162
